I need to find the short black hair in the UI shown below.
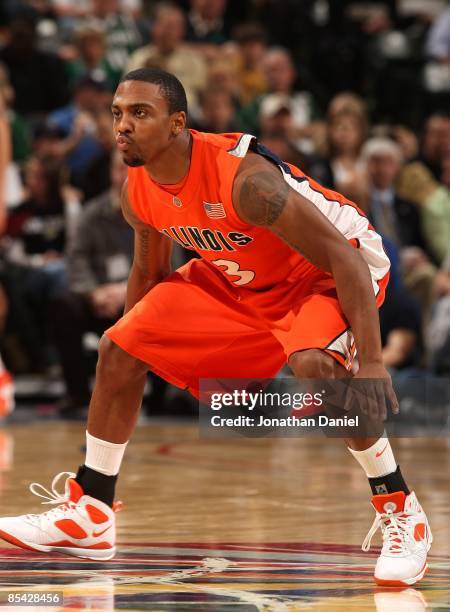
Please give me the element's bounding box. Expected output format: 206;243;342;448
120;68;188;115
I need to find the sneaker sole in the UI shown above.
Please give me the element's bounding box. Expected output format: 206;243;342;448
0;529;115;561
374;561;428;586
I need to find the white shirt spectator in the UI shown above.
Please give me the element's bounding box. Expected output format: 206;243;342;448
426;7;450;60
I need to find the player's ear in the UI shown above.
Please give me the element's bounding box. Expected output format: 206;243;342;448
171;111;186;136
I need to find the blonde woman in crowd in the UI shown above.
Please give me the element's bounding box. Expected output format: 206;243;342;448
321;98;368;203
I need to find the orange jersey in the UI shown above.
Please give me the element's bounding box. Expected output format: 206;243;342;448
127;130;390;292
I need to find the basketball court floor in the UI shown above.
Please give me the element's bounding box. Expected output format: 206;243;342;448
0;421;449;610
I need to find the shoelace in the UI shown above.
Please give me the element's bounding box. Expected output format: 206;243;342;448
25;471;77;525
29;471;76;505
25;471;122;525
362;508;415;554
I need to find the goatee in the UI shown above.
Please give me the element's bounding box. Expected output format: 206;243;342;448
124;156;145;167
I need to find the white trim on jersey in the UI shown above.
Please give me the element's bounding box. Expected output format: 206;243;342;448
279;168;391;296
228;134;255;158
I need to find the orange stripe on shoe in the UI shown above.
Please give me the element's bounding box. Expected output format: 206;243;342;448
0;529;38;552
55;519;88;539
48;539;113;550
67;479;84;503
86;541;113;549
85;504;109;524
47;539;80;547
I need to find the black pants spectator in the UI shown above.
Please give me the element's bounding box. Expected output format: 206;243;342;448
49;292;167;409
49;292;115;407
0;261;67;373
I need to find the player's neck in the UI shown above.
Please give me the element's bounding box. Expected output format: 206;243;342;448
144;130;192;185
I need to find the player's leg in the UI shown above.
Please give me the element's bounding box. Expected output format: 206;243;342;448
0;259;284;559
75;335;149;504
0;334;148;560
286;335;431;586
288;349;404;491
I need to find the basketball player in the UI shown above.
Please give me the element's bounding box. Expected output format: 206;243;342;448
0;69;432;587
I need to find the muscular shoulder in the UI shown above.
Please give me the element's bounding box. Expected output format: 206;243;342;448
233;151;289;226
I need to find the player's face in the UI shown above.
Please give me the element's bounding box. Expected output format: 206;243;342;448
111;80;179;168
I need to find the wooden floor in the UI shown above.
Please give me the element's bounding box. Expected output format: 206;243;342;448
0;421;449;610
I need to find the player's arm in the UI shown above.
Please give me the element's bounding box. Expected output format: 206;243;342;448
121;179;172;313
233;155;385;376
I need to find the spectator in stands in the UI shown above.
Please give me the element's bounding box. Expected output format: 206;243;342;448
260;131;311;170
362;138;439;323
51;0;143;19
238;47;319;142
31;122;66;160
380;279;423;371
126;2;207;116
423;7;450;111
5;155;80;272
186;0;229;45
49;152;132;414
0;62;30;166
362;138;427;250
427;253;450;374
207;57;241;107
425;5;450;62
0;10;70;116
328;92;369;123
80;109;116;201
258;96;298;144
418;114;450;181
191;88;239;134
442;151;450;188
319;105;367;201
376;238;424;372
231;22;267;106
65;23;122;92
60;0;144;75
2;156;81;372
0;62;26;210
0;88;11;235
397;161;450;264
371;125;421;164
48;76;111;187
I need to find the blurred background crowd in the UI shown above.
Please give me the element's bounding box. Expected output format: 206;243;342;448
0;0;449;420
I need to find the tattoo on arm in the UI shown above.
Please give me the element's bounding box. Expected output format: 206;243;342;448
135;227;151;271
239;170;290;226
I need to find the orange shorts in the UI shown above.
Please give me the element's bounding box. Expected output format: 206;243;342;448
106;258;389;398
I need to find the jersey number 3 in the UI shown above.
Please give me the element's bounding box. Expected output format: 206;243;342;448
212;259;255;286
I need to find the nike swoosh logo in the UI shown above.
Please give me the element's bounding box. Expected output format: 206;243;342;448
93;526;110;538
376;442;389;458
414;523;426;542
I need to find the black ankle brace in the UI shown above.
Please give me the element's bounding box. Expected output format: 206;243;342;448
75;465;118;507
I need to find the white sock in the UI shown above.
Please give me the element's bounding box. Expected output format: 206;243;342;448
85;431;128;476
348;435;397;478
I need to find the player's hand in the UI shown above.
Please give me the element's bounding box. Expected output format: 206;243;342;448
346;362;400;422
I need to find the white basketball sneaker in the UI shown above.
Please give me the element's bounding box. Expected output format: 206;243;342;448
0;472;118;560
363;491;432;586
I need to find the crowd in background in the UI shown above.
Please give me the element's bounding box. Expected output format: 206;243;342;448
0;0;449;418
